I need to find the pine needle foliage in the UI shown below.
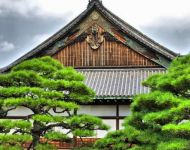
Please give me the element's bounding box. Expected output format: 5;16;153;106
96;55;190;149
0;56;109;149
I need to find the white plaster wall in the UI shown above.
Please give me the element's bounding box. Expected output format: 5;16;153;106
78;105;116;116
95;119;116;138
7;106;33;116
7;106;127;138
119;105;131;116
119;119;125;129
7;105;131;117
53;119;116;138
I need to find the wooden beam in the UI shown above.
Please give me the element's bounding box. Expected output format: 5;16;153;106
5;116;126;120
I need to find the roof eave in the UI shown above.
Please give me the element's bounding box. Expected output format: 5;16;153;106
94;4;178;60
0;2;98;73
1;1;178;72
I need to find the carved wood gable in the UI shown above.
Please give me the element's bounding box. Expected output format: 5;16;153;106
53;11;161;68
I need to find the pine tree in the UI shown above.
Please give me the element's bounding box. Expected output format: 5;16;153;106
0;56;109;149
96;55;190;150
95;130;131;150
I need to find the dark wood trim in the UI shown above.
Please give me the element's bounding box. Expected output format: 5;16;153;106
74;66;164;69
81;101;132;105
116;104;119;130
80;104;130;106
98;116;126;119
5;116;126;120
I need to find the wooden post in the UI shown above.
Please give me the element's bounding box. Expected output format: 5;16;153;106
116;104;119;130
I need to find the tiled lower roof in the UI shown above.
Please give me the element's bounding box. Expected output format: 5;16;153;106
78;68;166;99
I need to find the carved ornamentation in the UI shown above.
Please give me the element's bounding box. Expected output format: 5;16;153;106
86;24;104;50
103;32;119;42
91;12;99;20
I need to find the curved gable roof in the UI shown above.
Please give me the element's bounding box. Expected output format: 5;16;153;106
0;0;178;73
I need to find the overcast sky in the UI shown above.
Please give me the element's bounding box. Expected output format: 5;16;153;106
0;0;190;68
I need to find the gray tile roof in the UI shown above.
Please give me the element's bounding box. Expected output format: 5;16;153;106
78;68;166;99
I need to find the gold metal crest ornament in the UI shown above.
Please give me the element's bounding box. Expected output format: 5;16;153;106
86;24;104;50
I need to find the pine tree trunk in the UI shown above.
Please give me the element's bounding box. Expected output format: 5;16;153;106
73;136;77;148
32;134;40;149
73;108;78;148
31;121;41;149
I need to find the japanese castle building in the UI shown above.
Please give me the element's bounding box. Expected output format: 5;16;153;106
0;0;177;137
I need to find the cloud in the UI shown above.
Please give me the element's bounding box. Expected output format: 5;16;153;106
0;0;77;18
0;0;190;68
0;0;72;68
0;0;38;17
140;16;190;54
0;41;15;52
104;0;190;27
32;33;52;46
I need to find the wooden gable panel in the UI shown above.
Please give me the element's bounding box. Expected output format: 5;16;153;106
52;12;161;68
53;36;159;68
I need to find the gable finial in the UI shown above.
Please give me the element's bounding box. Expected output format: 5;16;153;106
89;0;102;2
88;0;103;7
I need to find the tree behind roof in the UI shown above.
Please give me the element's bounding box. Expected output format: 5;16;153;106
0;56;109;149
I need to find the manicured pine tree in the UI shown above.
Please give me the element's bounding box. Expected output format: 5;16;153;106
0;56;109;150
95;129;131;150
96;55;190;150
